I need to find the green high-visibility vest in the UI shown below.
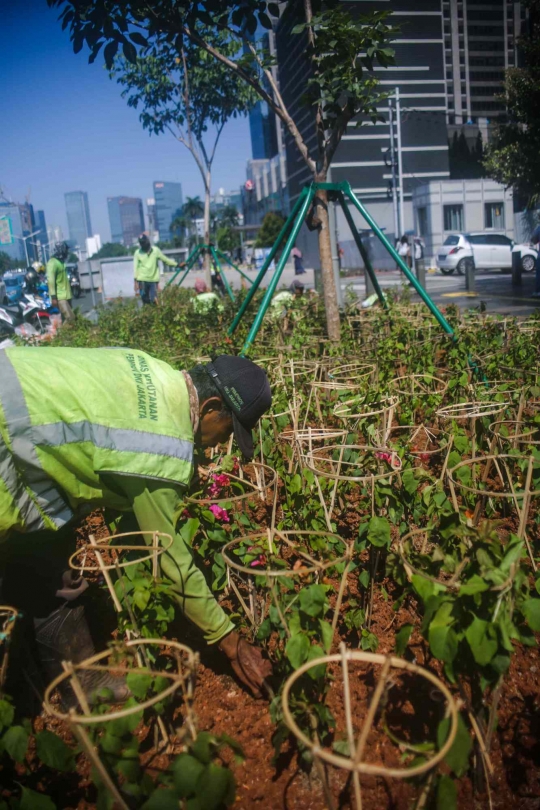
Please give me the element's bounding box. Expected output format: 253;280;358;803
0;347;194;537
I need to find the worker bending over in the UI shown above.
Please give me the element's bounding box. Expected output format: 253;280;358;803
0;348;272;699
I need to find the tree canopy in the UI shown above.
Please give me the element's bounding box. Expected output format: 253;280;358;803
90;242;130;259
255;211;286;248
483;0;540;206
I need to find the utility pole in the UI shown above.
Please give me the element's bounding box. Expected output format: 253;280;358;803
388;99;400;240
395;88;405;239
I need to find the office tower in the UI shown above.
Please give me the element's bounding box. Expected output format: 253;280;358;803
153;182;183;241
0;202;26;263
276;1;450;238
64;191;93;250
443;0;525;125
147;198;159;242
34;210;48;262
86;234;102;257
107;196;145;246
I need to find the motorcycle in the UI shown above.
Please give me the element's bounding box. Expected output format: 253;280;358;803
0;294;51;335
0;306;39;338
67;267;81;299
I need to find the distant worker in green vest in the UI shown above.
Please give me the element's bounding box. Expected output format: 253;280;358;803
134;233;182;305
191;278;224;314
0;348;272;701
46;242;74;322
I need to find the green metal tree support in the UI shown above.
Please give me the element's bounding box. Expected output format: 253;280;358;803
227;181;454;356
165;243;253;303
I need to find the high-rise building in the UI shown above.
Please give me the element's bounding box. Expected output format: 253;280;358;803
0;202;26;263
86;234;102;257
107;196;145;246
443;0;526;125
34;210;48;262
147;198;159;242
153;182;183;242
276;1;450;245
64;191;93;250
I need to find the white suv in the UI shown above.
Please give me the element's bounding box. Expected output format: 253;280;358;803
436;233;538;275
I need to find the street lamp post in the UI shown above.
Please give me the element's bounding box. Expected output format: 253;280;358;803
13;229;41;267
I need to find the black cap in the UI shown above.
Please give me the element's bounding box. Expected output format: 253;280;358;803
205;356;272;459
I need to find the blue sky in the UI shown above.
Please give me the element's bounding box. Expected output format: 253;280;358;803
0;0;252;241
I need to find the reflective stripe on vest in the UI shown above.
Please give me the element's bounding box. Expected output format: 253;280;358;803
0;435;48;532
34;421;193;463
0;350;73;529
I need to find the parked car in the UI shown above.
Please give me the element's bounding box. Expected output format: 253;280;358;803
3;272;26;303
436;233;538;275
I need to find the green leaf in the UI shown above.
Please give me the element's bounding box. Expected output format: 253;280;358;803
173;753;206;797
20;787;56;810
359;569;370;589
298;584;328;618
395;624;413;656
196;763;235;810
117;756;141;782
401;469;418;496
285;633;310;669
180;517;200;545
436;775;457;810
142;789;179;810
459;575;489;596
36;730;76;772
465;616;498;666
3;725;29;762
0;698;14;731
133;587;150;612
367;516;391;548
319;619;333;653
100;731;123;755
189;732;214;765
305;644;326;680
429;625;458;663
523;598;540;631
126;671;153;700
437;714;472;777
411;574;444;603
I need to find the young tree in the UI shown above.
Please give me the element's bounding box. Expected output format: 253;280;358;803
483;0;540;207
110;34;255;284
255;211;286;248
90;242;129;259
48;0;395;340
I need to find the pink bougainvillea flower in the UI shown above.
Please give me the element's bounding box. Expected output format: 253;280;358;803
207;473;231;498
250;555;267;568
418;453;431;463
375;451;392;464
209;504;230;523
182;508;190;518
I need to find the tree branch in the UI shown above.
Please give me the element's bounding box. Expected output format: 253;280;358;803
303;0;326;174
183;24;316;174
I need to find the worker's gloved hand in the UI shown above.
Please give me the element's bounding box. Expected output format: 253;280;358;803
51;296;58;307
218;630;272;698
134;281;139;294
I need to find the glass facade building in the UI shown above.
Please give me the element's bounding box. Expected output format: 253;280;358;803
153;182;183;241
64;191;93;250
107;196;145;246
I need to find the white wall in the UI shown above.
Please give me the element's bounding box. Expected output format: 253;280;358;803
412;179;515;265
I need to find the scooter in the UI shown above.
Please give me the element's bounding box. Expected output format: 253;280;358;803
0;305;40;338
0;294;50;335
67;268;81;299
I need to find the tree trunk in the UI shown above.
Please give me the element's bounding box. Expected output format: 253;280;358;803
314;186;341;341
203;173;212;289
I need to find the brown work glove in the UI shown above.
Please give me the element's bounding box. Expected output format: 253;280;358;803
218;631;272;698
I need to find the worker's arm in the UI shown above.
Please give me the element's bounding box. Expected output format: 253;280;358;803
155;248;178;268
46;259;57;298
133;252;140;292
122;476;234;644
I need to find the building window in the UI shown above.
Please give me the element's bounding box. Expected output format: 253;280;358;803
417;207;428;237
485;202;505;229
444;204;464;231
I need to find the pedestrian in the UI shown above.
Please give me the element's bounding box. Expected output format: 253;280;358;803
397;235;411;269
292;246;305;275
134;233;179;305
531;222;540;298
46;242;74;322
0;349;273;701
414;237;424;262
